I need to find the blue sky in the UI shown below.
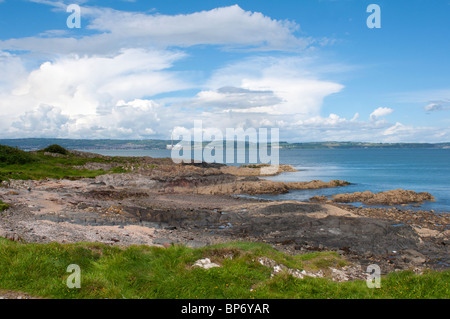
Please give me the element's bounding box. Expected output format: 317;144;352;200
0;0;449;142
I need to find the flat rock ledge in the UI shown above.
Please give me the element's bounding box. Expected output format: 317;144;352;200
311;189;435;206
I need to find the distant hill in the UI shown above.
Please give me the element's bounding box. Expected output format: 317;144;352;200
277;141;450;149
0;138;449;151
0;138;172;151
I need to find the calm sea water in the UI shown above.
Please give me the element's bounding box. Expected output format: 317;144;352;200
83;148;450;212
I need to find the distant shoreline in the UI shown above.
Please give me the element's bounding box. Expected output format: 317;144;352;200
1;138;450;151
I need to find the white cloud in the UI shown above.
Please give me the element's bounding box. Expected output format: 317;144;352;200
11;104;71;138
241;77;343;115
369;107;394;121
0;4;448;143
0;5;312;55
191;86;283;111
86;5;307;50
0;48;188;118
296;113;355;127
200;56;344;116
7;99;163;139
383;122;405;136
379;122;450;143
424;100;450;112
0;51;28;92
4;47;444;143
0;4;341;140
278;114;450;143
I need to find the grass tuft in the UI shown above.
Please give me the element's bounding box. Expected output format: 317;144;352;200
0;200;9;212
0;238;448;299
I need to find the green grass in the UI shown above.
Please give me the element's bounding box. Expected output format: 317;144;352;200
0;238;448;299
0;200;9;211
0;144;133;182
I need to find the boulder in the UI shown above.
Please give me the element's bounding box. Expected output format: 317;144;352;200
192;258;221;269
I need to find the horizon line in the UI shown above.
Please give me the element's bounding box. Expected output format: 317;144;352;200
1;138;449;145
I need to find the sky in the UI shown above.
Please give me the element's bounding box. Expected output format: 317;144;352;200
0;0;449;142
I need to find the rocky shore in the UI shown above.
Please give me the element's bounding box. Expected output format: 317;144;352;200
0;152;448;281
311;189;435;206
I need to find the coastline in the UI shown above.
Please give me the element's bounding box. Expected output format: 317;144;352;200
1;150;448;281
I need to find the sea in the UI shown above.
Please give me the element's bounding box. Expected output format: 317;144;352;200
82;148;450;213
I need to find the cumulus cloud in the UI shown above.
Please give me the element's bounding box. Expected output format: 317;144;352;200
0;47;423;143
369;107;394;121
1;3;448;143
77;99;162;139
0;48;189;118
0;51;28;92
295;113;358;127
11;104;71;138
201;56;344;116
7;99;163;139
0;4;332;139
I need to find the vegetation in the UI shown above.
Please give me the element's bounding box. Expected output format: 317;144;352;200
1;142;448;299
41;144;69;155
0;200;9;212
0;239;448;299
0;145;37;165
0;144;133;182
0;138;174;151
241;164;270;168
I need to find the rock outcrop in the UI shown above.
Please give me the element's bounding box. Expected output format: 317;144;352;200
220;164;298;176
94;170;350;196
330;189;435;205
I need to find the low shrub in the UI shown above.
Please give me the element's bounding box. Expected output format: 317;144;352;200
41;144;69;155
0;145;37;165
